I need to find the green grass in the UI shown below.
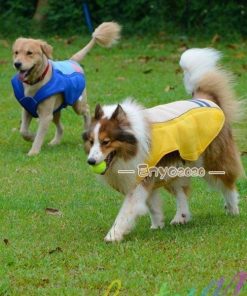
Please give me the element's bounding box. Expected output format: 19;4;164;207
0;35;247;295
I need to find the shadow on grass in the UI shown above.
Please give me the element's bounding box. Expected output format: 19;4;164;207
122;211;242;244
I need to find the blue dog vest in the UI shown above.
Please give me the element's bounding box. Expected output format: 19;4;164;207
11;60;86;118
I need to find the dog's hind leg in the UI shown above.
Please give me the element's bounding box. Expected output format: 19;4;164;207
205;174;240;215
147;190;165;229
222;184;239;215
104;184;150;242
203;124;244;215
72;90;91;130
49;111;64;146
170;178;191;225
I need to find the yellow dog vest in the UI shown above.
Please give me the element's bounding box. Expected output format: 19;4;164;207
143;99;225;168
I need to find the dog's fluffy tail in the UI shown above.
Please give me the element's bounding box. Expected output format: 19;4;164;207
180;48;241;123
70;22;121;62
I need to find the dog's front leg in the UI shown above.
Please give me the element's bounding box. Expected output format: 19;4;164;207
20;109;35;142
28;101;54;156
104;184;150;242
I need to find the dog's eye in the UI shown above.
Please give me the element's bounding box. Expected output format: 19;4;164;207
102;139;110;146
15;51;18;55
26;51;33;55
89;139;94;145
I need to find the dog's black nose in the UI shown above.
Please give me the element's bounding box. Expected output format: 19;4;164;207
14;62;22;69
87;158;96;165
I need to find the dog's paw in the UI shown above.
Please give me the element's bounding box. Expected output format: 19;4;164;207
22;133;35;142
225;204;239;215
150;221;165;230
48;138;61;146
104;230;123;243
27;149;40;156
170;212;191;225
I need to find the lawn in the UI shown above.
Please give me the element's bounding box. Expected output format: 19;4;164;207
0;35;247;295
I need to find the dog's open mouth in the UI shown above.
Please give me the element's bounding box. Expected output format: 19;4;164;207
102;151;116;174
19;66;35;80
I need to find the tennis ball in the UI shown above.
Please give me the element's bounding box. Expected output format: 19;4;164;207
91;161;107;174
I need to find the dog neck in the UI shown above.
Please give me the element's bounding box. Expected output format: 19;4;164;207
23;57;52;97
22;62;50;86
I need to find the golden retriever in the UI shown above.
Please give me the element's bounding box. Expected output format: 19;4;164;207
12;22;121;156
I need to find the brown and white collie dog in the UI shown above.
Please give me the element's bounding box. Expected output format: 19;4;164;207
83;48;244;242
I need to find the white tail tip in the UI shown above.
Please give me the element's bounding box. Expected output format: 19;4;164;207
180;48;222;94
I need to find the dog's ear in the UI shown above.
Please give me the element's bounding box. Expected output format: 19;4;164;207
38;40;53;59
82;131;89;142
111;104;126;121
94;104;104;120
116;132;137;144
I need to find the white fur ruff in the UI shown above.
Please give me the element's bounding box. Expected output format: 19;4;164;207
100;99;150;194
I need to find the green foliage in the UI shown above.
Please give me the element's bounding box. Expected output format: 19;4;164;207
0;0;247;37
90;0;167;34
44;0;85;35
89;0;247;37
0;0;36;36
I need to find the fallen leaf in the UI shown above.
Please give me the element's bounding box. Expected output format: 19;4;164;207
42;278;49;283
165;85;175;92
0;59;8;65
28;169;38;174
175;68;182;74
116;76;126;81
65;36;77;44
169;54;180;62
143;69;153;74
157;56;167;62
38;278;50;287
53;35;63;41
45;208;62;216
3;239;9;245
138;55;152;63
124;58;133;64
234;52;245;59
49;247;62;254
227;44;238;50
177;45;188;53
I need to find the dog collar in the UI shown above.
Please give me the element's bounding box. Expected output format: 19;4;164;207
22;62;50;85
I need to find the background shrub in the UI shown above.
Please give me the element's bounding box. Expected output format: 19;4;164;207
0;0;246;38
